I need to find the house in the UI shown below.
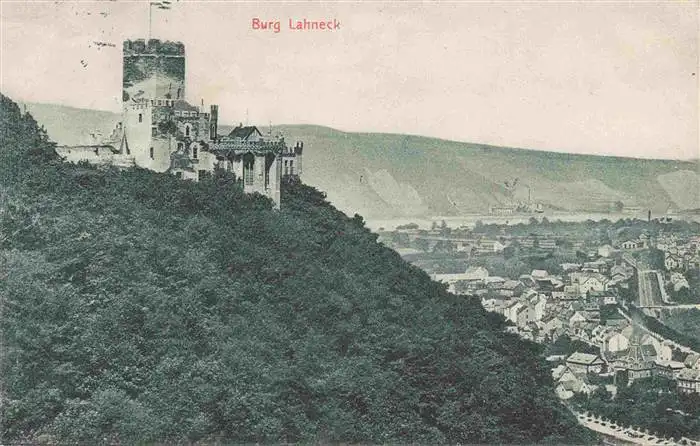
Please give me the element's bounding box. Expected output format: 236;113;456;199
653;360;686;379
533;276;564;293
575;273;610;295
551;364;569;381
554;365;595;400
569;311;588;327
590;325;610;345
528;294;548;321
531;269;549;279
228;124;264;141
556;378;595;400
677;369;700;394
610;264;633;281
463;266;489;282
505;302;526;325
598;244;615;258
492;280;524;298
684;353;700;370
670;272;690;292
542;315;564;336
582;260;607;274
566;352;605;374
515;304;530;328
665;253;682;271
483;276;506;286
560;263;582;273
612;331;656;383
599;294;617;305
478;239;506;254
657;341;674;362
551;291;567;300
620;239;642;250
562;285;580;300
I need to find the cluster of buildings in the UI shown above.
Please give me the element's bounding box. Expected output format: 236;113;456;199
391;229;570;255
56;39;303;208
657;233;700;273
553;343;700;401
431;239;700;399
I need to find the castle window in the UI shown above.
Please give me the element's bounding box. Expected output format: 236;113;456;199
149;147;154;159
284;160;289;175
185;125;191;137
243;156;254;185
138;113;143;123
151;127;157;137
289;160;294;175
192;145;198;159
177;142;184;151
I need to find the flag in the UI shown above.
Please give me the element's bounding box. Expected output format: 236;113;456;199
150;1;171;9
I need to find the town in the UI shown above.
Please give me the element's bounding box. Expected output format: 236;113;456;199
381;215;700;444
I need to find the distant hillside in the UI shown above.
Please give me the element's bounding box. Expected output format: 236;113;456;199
2;94;593;443
25;102;700;220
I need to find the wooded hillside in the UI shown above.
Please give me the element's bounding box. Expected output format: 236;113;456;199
1;94;593;444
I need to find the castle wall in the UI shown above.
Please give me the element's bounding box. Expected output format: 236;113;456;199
56;145;135;168
60;38;295;208
123;102;155;169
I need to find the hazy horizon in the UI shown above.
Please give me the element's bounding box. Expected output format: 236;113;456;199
1;1;698;160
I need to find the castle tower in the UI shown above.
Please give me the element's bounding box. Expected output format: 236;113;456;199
123;39;185;103
122;39;186;172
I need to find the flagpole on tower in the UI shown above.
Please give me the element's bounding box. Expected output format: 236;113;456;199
147;2;152;41
148;1;172;41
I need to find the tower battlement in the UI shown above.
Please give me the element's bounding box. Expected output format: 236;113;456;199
123;39;185;56
123;39;186;103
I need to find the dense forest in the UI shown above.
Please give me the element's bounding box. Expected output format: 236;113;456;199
0;94;593;444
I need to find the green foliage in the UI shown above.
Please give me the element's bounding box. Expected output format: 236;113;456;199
661;308;700;343
157;119;178;137
0;95;593;444
573;378;700;440
544;335;600;357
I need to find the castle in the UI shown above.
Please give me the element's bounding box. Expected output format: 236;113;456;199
57;39;303;207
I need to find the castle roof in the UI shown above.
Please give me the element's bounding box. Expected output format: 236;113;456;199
229;125;262;140
678;368;700;382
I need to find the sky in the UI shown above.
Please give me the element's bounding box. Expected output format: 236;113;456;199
1;0;698;160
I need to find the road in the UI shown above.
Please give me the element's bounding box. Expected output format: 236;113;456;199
638;270;664;308
573;410;690;445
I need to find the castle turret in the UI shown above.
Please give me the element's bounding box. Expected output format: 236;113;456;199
122;39;187;172
210;105;219;141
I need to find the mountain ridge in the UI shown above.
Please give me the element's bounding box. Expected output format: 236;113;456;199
22;101;700;221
